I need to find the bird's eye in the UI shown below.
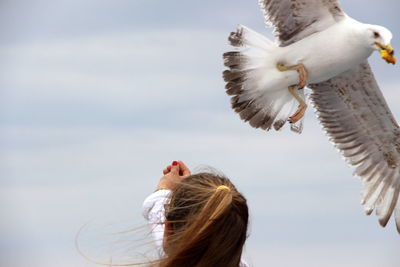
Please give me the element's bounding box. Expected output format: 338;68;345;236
389;50;395;56
373;31;380;38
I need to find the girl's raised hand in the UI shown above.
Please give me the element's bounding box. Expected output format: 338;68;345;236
157;161;191;191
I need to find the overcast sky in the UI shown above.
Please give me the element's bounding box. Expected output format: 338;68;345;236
1;0;399;266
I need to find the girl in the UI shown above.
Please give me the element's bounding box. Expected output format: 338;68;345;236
142;160;249;267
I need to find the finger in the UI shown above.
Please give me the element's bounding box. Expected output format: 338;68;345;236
170;161;179;175
178;161;191;176
163;165;172;175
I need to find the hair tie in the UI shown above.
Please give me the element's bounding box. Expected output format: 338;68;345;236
216;185;230;191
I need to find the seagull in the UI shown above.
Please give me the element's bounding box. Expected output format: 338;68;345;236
223;0;400;233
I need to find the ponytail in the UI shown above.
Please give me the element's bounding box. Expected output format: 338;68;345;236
161;173;248;267
194;185;233;232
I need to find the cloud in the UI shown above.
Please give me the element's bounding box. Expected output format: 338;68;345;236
0;30;229;121
247;242;400;267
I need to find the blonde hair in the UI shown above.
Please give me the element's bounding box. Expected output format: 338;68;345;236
160;172;249;267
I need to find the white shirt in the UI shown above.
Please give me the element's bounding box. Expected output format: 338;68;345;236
142;190;249;267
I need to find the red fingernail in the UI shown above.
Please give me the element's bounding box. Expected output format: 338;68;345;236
172;161;178;166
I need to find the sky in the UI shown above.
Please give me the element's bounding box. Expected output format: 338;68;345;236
0;0;399;266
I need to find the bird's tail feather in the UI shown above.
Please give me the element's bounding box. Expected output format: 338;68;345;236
223;25;305;133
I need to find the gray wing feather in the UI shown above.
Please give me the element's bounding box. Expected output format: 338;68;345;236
259;0;345;46
309;62;400;232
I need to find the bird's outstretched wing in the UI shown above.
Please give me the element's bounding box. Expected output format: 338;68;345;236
259;0;345;46
309;62;400;232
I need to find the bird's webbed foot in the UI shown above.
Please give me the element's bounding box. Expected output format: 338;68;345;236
277;63;308;124
287;85;307;124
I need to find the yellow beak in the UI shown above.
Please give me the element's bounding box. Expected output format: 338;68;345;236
377;43;396;65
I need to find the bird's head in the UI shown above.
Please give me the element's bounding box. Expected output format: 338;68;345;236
367;25;396;64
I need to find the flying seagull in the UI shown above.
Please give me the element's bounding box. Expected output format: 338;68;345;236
223;0;400;233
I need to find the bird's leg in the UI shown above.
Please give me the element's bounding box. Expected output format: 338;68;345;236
277;63;308;123
276;63;308;88
288;85;307;124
